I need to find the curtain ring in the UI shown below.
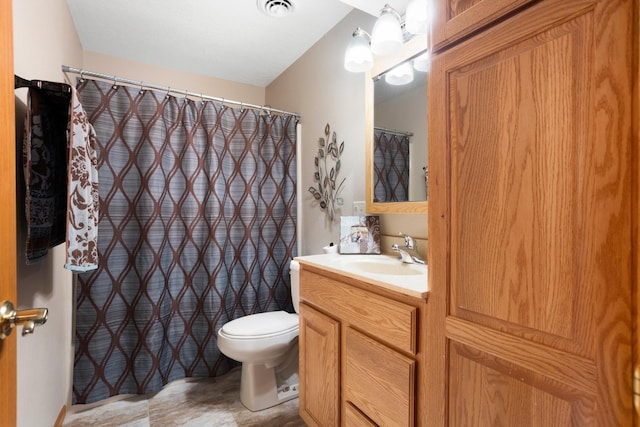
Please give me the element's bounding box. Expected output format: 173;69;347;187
239;102;244;112
112;76;118;90
200;93;205;103
184;89;189;100
139;82;144;95
79;71;85;83
165;87;171;99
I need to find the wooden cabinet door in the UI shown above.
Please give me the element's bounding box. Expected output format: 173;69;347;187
299;303;340;427
431;0;536;51
427;0;635;425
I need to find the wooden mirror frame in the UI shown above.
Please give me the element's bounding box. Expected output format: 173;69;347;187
365;35;429;214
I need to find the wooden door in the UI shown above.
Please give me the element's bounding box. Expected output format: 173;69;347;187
427;0;635;425
430;0;537;51
0;0;17;425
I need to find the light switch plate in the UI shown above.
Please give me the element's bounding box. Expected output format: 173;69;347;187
353;201;365;216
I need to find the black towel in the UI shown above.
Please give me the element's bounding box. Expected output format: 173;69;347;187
23;86;72;263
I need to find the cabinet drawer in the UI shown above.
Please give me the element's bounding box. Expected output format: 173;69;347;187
345;328;415;427
300;269;417;354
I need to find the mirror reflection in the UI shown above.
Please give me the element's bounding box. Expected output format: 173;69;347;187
373;55;428;203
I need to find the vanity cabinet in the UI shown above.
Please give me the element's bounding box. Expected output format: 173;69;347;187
431;0;537;51
427;0;636;425
297;265;427;427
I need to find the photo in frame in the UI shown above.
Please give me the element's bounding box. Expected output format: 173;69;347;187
339;216;381;254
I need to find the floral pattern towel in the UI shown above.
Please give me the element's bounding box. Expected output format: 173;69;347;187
64;87;99;272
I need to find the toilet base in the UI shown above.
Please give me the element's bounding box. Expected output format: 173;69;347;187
239;340;299;412
239;363;298;411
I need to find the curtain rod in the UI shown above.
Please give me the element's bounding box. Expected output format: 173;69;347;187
61;65;301;118
374;126;414;138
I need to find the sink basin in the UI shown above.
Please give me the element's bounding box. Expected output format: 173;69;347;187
294;253;428;298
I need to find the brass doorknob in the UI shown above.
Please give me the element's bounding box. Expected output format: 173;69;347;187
0;300;48;339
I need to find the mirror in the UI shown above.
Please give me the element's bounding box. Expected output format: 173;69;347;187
365;36;429;214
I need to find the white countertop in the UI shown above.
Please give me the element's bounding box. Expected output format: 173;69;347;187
294;253;428;299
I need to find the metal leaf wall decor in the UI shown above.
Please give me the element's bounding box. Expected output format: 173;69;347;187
308;123;346;221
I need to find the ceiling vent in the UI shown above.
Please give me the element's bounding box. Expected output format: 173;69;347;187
258;0;297;18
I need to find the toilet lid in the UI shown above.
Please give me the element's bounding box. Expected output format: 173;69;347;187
221;311;299;338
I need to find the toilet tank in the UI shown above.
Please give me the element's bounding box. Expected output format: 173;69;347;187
289;259;300;313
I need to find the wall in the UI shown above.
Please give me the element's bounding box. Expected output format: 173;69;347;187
82;51;266;106
266;10;428;257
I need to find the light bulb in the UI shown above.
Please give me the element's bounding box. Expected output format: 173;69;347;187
413;50;430;72
344;28;373;72
371;5;403;56
385;62;414;85
406;0;429;34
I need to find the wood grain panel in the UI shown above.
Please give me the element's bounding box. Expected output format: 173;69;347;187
446;317;597;395
300;269;417;354
345;327;415;427
449;343;574;426
450;16;589;341
0;0;16;424
299;303;340;427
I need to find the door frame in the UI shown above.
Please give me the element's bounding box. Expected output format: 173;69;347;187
0;0;17;424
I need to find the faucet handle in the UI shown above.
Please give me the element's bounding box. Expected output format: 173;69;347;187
398;232;415;250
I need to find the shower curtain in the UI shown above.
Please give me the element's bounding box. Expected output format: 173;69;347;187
373;129;410;202
73;79;298;404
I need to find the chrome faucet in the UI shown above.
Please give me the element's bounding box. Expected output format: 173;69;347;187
391;233;426;264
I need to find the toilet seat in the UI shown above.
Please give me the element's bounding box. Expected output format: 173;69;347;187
220;311;299;340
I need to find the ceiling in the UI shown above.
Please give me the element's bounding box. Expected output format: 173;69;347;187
66;0;409;88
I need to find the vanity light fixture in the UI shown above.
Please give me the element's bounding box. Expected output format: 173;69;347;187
385;62;414;85
412;50;430;72
405;0;429;34
370;4;404;56
344;2;430;73
344;28;374;72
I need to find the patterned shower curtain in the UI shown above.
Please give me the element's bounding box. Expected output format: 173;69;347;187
72;79;298;404
373;129;410;202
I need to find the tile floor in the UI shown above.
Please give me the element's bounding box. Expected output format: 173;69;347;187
63;368;306;427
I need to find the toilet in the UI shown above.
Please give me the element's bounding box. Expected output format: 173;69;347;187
217;260;301;411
